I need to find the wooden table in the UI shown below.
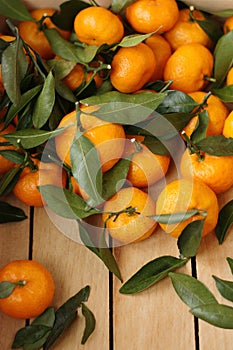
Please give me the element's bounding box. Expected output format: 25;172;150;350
1;186;233;350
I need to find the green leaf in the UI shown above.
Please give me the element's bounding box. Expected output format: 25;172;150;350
191;303;233;329
211;85;233;102
195;17;223;44
118;32;156;48
4;85;42;127
169;272;218;309
43;286;90;350
120;256;188;294
0;167;22;196
47;58;76;80
39;185;99;220
151;209;201;224
32;71;55;128
0;0;33;21
102;157;131;200
78;220;101;257
213;275;233;302
190;110;209;143
141;134;170;155
80;91;166;124
0;281;15;298
195;135;233;156
213;30;233;88
215;200;233;244
213;9;233;18
227;257;233;275
162;112;194;133
12;325;52;348
111;0;135;13
4;127;67;149
157;90;197;114
0;150;25;164
2;38;28;105
70;132;103;207
177;220;203;258
0;201;27;223
81;303;96;344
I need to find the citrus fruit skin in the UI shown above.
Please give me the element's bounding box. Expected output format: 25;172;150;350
180;149;233;195
102;187;157;244
163;43;214;93
156;178;219;238
223;110;233;138
0;260;55;319
18;8;71;60
125;0;179;34
226;67;233;86
183;91;229;137
74;6;124;46
223;15;233;33
164;8;212;51
110;42;156;93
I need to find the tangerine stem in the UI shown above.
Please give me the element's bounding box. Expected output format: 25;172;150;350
181;131;204;161
16;280;27;287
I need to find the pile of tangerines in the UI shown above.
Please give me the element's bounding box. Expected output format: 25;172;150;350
0;0;233;322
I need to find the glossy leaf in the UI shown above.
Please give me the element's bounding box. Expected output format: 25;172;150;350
190;110;209;143
191;304;233;329
195;17;223;44
213;275;233;302
118;32;156;48
33;71;55;128
213;30;233;88
4;127;67;149
4;85;42;127
227;257;233;275
2;39;28;105
0;150;24;164
111;0;135;13
0;0;33;21
0;167;22;196
157;90;197;114
120;256;188;294
43;286;90;349
0;281;15;298
80;91;166;124
169;272;218;309
99;230;123;281
12;325;52;348
161;112;194;133
195;135;233;156
177;220;204;258
81;303;96;344
47;58;76;80
0;201;27;223
211;85;233;102
78;221;101;257
102;157;131;200
71;132;103;206
215;200;233;244
151;209;200;224
39;185;99;220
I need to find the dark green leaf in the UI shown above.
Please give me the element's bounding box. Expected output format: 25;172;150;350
12;325;52;348
0;166;22;196
111;0;135;13
51;0;90;31
157;90;197;114
32;307;55;327
227;257;233;274
54;77;76;103
70;132;103;207
44;286;90;350
162;112;194;133
81;303;96;345
191;303;233;329
80;91;166;124
4;127;67;149
151;209;201;224
169;272;218;309
4;85;42;127
2;38;28;105
32;71;55;128
0;281;15;298
142;135;170;156
118;32;156;48
0;201;27;223
102;157;131;200
99;230;122;281
177;220;204;258
213;30;233;88
47;58;76;80
195;17;222;44
195;135;233;156
216;200;233;244
211;85;233;102
190;110;209;143
39;185;99;220
0;0;33;21
0;150;25;164
78;221;101;257
213;275;233;302
120;256;188;294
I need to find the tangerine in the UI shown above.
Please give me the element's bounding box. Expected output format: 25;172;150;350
223;110;233;138
0;123;17;175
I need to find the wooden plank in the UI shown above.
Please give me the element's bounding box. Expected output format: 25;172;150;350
0;195;30;350
113;228;196;350
196;189;233;350
32;207;110;349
